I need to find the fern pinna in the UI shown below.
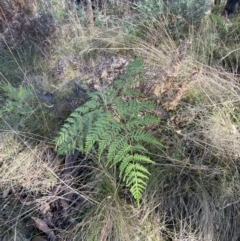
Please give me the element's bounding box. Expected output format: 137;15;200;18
55;58;162;207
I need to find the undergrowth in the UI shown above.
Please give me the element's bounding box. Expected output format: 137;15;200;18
1;0;240;240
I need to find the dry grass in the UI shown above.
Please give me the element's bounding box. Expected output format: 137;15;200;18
0;133;57;192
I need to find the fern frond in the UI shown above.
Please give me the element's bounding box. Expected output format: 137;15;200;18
120;154;153;183
126;114;159;131
84;98;101;110
119;154;153;178
56;99;103;154
130;130;162;146
122;88;144;97
126;57;145;77
107;135;127;165
97;121;121;160
139;114;159;125
55;57;163;207
123;161;151;208
97;131;115;159
130;181;146;208
112;144;133;166
119;154;132;177
85;112;112;155
124;164;149;184
116;99;155;121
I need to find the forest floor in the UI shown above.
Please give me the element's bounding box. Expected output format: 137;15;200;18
1;1;240;241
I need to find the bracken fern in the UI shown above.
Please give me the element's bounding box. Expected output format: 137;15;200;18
55;58;163;207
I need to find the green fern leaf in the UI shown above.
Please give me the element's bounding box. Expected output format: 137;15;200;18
85;112;112;155
112;144;133;166
126;57;145;77
98;123;120;160
131;130;162;146
130;183;145;208
121;154;153;172
107;135;127;165
126;115;159;131
124;162;149;179
119;154;132;178
123;162;150;208
69;111;81;119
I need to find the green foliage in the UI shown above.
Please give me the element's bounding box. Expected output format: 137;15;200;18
56;58;163;207
0;81;34;130
137;0;212;23
134;0;213;40
209;14;228;31
0;80;56;136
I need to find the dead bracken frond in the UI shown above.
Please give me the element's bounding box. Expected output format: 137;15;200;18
138;38;196;111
